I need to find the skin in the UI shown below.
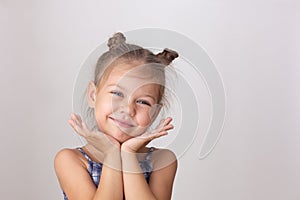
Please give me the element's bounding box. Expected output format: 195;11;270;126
54;62;178;200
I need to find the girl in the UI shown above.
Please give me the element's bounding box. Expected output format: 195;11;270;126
54;32;179;200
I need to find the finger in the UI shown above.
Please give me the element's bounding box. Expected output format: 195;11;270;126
70;113;79;123
81;122;92;135
75;113;83;124
162;124;174;131
70;113;80;127
74;113;82;126
68;119;75;127
148;131;168;141
163;117;172;126
151;123;173;135
156;117;172;130
68;118;80;129
153;124;173;137
73;114;83;128
69;118;87;137
75;126;87;137
143;126;169;138
155;119;166;132
70;113;77;120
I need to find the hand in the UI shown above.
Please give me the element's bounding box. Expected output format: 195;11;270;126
68;113;120;161
121;117;174;153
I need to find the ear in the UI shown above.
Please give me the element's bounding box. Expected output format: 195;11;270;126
87;81;97;108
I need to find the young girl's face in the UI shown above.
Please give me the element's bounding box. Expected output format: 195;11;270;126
90;62;163;143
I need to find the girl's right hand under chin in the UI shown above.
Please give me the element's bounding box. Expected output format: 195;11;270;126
68;113;121;162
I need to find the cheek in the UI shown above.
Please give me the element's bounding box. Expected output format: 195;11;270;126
135;109;153;128
100;94;115;108
94;98;113;121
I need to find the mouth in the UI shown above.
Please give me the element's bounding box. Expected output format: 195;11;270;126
109;117;136;128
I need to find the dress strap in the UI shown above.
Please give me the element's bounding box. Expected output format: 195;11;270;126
145;147;154;161
77;147;92;162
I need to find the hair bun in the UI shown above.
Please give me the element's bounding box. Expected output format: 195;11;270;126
107;32;126;50
156;48;179;65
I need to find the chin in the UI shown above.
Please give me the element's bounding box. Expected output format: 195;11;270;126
112;131;133;143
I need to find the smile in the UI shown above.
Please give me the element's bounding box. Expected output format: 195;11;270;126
109;117;135;128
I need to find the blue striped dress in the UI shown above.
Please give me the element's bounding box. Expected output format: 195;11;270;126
63;147;154;200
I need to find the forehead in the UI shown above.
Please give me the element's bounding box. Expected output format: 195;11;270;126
106;63;164;92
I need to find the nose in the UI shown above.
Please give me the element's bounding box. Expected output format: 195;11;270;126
119;102;136;117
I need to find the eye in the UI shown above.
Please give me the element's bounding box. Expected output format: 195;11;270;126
110;90;124;97
136;99;151;106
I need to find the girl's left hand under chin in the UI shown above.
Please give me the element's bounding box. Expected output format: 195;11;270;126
121;117;174;153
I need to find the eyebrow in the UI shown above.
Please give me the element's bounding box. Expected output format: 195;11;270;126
106;84;125;90
143;94;157;102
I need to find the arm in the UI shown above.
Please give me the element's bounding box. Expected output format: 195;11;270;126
54;113;124;200
148;149;177;200
54;148;123;200
121;117;177;200
121;149;177;200
94;149;123;200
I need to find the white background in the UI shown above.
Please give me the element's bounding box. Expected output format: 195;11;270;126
1;0;299;199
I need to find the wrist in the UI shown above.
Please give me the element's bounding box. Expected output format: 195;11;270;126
120;150;141;173
103;138;121;156
103;147;121;159
103;148;122;170
121;146;135;153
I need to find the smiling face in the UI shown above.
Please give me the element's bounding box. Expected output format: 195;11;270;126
87;62;164;143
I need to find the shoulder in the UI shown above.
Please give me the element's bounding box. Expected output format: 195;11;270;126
54;148;81;164
55;148;79;160
54;148;87;175
54;148;98;199
151;148;177;171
